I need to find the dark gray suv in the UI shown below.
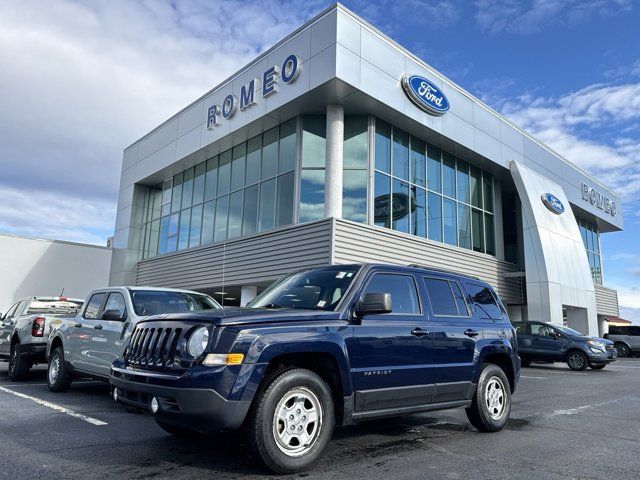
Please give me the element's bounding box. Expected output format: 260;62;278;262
513;321;617;371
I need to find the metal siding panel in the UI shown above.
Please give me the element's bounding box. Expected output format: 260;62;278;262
594;284;620;317
136;220;333;289
332;219;523;304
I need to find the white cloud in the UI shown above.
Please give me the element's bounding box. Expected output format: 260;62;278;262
0;0;321;243
0;185;115;245
500;82;640;202
475;0;633;35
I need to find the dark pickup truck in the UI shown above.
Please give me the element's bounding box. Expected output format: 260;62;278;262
110;264;520;474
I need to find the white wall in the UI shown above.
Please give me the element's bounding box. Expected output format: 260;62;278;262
0;234;112;313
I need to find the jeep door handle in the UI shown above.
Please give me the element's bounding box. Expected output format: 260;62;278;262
464;329;480;337
411;328;429;337
74;322;83;328
93;324;103;330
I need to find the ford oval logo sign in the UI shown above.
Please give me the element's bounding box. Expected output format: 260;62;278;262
401;75;450;115
541;193;565;215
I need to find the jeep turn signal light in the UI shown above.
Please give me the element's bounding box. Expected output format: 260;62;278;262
202;353;244;366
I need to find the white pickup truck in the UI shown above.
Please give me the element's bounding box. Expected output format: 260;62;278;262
0;297;84;380
46;286;221;392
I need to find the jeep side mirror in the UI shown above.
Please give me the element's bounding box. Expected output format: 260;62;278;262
102;309;126;321
355;293;392;317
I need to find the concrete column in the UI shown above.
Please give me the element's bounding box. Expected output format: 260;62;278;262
324;104;344;218
240;285;258;307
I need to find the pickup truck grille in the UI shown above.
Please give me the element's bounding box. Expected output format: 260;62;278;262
125;325;184;369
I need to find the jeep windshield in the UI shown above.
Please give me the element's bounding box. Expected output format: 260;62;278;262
249;266;361;311
131;291;222;316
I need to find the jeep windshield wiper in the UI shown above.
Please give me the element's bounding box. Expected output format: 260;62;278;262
262;303;286;309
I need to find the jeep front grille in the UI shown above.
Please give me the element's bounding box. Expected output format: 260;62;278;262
126;326;183;368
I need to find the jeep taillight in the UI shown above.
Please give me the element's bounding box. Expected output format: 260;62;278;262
32;317;45;337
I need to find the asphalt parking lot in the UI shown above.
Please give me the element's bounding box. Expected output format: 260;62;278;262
0;359;639;480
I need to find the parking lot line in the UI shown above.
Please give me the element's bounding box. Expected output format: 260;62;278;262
520;375;549;379
0;386;108;426
0;381;104;387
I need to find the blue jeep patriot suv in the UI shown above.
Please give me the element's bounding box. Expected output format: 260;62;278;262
110;264;520;473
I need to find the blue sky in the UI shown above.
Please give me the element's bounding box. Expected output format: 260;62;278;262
0;0;638;320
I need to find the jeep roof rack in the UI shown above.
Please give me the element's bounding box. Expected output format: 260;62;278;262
407;263;480;280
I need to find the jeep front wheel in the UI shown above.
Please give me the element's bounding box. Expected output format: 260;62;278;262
247;368;334;474
465;363;511;432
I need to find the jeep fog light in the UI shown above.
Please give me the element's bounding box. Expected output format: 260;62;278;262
150;397;159;414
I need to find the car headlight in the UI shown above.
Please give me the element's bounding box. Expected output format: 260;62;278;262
587;340;605;348
187;326;209;358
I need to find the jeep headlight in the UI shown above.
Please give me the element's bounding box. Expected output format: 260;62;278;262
187;326;209;358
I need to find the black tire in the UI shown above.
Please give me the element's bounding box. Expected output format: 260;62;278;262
47;347;73;392
155;419;203;437
8;342;31;381
247;368;335;474
520;359;531;367
566;350;588;371
465;363;511;432
589;364;606;370
615;343;630;358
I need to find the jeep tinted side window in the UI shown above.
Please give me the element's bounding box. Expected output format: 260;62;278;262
84;293;107;319
630;327;640;336
423;278;458;316
361;273;420;315
465;282;503;320
512;322;530;335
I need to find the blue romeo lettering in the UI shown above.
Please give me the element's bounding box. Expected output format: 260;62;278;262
222;94;236;119
240;78;258;110
207;105;220;129
281;54;300;83
262;65;280;97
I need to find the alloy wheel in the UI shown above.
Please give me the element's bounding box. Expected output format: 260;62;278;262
49;355;60;385
484;376;506;420
569;352;585;370
272;387;323;457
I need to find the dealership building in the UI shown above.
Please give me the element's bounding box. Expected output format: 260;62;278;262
110;4;622;336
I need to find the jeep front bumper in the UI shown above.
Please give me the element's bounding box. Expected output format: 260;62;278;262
110;366;251;433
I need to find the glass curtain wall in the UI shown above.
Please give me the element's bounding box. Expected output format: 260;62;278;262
141;118;296;259
578;218;602;284
299;114;369;224
373;117;496;255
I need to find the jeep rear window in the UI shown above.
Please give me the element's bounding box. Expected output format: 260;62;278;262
249;266;361;311
465;282;503;320
131;291;222;316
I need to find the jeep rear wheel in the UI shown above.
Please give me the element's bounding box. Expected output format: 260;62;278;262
567;351;588;371
465;363;511;432
47;347;73;392
8;342;31;381
247;368;334;474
